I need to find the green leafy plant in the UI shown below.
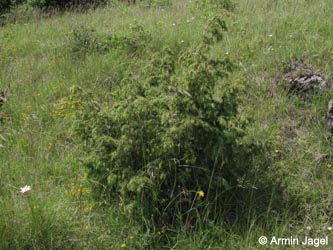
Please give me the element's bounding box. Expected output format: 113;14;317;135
70;24;151;56
103;24;152;55
71;25;100;53
73;15;257;228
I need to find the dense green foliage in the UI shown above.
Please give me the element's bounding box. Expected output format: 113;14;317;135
0;0;10;12
0;0;104;13
71;23;151;55
27;0;106;9
0;0;174;13
73;15;259;226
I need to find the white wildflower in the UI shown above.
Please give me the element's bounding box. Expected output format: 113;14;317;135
20;185;31;194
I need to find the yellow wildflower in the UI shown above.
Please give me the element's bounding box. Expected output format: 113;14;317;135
121;243;126;248
327;163;332;169
84;207;90;214
197;190;205;198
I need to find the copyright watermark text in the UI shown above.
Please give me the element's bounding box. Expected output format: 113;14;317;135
258;236;329;248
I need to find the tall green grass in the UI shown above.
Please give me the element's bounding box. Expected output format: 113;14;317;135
1;0;333;249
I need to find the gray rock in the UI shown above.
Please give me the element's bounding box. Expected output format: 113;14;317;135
278;59;328;100
290;73;327;93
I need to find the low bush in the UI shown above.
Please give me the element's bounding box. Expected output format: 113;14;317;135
71;25;100;53
73;15;261;228
70;24;151;56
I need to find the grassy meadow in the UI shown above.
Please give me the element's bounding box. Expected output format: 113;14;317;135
1;0;333;249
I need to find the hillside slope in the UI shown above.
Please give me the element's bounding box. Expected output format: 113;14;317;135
1;0;333;249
